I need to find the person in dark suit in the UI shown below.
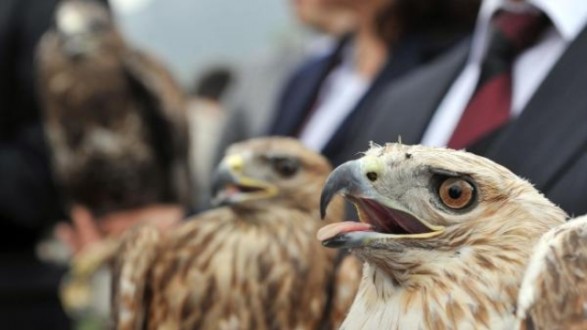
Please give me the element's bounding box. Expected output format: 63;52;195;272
213;0;357;166
207;0;358;209
269;0;480;167
341;0;587;216
0;0;105;327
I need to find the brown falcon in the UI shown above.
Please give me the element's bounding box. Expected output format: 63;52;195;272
516;214;587;330
111;137;360;329
319;143;566;329
36;0;192;216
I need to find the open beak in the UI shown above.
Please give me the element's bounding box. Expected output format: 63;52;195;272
211;155;277;207
319;157;444;249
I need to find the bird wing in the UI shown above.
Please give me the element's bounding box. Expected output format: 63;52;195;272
516;214;587;330
143;206;338;329
122;50;193;207
111;224;162;330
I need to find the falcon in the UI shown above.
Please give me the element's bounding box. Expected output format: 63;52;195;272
111;137;360;329
319;143;566;329
36;0;192;216
516;214;587;330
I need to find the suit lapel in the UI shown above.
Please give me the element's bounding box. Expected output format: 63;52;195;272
375;40;471;145
328;39;470;165
269;37;347;136
322;36;425;160
323;33;473;161
484;25;587;191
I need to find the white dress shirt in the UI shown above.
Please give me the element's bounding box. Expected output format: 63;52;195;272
298;44;370;152
420;0;587;147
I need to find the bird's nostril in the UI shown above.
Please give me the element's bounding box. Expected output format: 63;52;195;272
366;172;378;182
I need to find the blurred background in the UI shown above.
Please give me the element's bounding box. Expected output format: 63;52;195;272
0;0;313;329
109;0;306;86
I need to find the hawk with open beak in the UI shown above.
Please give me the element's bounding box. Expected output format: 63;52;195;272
319;143;565;329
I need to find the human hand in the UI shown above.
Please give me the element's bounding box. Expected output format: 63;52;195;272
55;204;182;255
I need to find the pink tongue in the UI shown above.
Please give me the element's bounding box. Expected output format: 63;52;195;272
317;221;373;242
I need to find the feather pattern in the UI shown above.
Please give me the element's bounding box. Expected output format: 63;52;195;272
516;214;587;330
319;143;567;329
111;137;359;329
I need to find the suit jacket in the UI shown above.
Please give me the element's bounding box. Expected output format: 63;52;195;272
213;39;309;163
0;0;108;327
269;33;468;167
343;25;587;216
0;0;70;326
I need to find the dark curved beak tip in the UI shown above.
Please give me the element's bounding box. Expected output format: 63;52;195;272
319;192;330;220
319;161;359;220
211;167;236;201
320;172;342;220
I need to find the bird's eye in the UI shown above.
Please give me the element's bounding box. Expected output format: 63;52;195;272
438;177;475;210
271;157;299;178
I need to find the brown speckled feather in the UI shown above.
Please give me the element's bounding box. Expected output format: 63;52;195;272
516;214;587;330
112;138;353;329
112;225;162;330
148;206;337;329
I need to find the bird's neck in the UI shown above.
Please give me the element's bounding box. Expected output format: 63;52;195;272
342;248;525;329
341;198;566;329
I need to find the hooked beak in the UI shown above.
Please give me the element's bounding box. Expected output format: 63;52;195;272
211;155;277;207
320;156;386;219
320;160;370;219
319;157;444;249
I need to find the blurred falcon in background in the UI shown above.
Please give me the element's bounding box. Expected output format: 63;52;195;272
516;214;587;330
111;137;361;329
319;143;567;329
36;0;192;216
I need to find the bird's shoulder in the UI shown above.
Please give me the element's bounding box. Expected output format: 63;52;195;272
517;215;587;329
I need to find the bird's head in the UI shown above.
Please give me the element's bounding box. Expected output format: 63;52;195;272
54;0;119;59
319;143;566;272
212;137;333;214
